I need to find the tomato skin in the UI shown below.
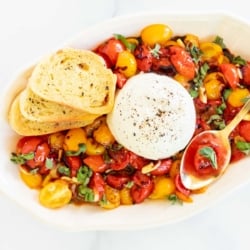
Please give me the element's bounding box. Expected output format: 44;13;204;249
230;142;246;163
65;156;82;177
220;63;239;89
128;151;149;170
175;174;191;196
150;159;172;175
169;46;196;80
106;174;130;190
239;121;250;142
130;171;154;203
114;71;127;88
134;44;153;72
95;38;125;67
108;148;130;170
17;136;43;154
89;173;105;201
241;61;250;86
83;155;107;173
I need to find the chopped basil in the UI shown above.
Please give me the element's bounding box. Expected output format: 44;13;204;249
168;194;183;205
216;102;227;115
77;166;92;185
193;63;210;87
213;36;226;49
58;165;71;176
236;141;250;155
188;45;202;64
113;34;137;52
45;158;54;169
124;181;134;189
199;146;218;169
207;114;226;130
223;88;232;101
65;143;86;156
232;55;246;66
150;43;161;59
10;152;34;165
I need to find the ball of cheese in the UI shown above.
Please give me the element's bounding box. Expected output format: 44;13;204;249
107;73;196;160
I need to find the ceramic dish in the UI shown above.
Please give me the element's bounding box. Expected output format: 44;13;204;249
1;11;250;231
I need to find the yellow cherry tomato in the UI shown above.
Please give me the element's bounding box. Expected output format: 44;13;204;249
39;180;72;209
169;159;181;179
204;79;223;100
184;34;200;47
149;176;175;200
63;128;87;152
100;185;120;209
93;122;115;146
85;138;105;155
227;88;250;107
120;187;133;205
48;132;65;150
19;166;42;189
115;50;137;78
200;42;223;63
141;24;173;47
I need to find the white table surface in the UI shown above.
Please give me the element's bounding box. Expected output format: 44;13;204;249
0;1;250;249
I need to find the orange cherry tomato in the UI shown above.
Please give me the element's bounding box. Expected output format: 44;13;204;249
239;121;250;142
83;155;107;173
169;46;196;80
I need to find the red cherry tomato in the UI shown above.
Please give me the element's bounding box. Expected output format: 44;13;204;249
230;142;246;163
239;120;250;142
128;151;149;170
95;38;125;67
130;171;154;203
106;174;130;190
134;44;153;72
174;173;191;197
241;61;250;86
89;172;105;201
169;46;196;80
108;148;130;170
17;136;43;154
150;159;172;175
66;156;82;177
220;63;239;89
114;71;127;88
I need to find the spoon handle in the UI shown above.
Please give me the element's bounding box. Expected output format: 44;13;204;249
222;98;250;137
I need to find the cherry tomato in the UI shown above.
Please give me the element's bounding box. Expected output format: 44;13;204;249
220;63;239;89
230;142;246;163
141;24;173;47
130;171;154;203
242;61;250;86
128;151;149;170
108;148;130;170
65;156;82;177
106;174;130;190
150;159;172;175
169;46;196;80
39;180;72;209
239;121;250;142
174;174;191;197
134;44;153;72
95;38;125;67
17;136;43;154
89;172;105;201
114;71;127;88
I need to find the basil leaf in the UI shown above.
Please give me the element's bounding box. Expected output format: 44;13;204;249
213;36;226;49
232;55;246;66
150;43;161;59
113;34;136;52
65;143;86;156
45;158;54;169
236;141;250;154
10;152;34;165
58;165;71;176
199;146;218;169
168;194;183;205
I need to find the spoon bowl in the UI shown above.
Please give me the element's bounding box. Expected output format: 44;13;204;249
180;98;250;190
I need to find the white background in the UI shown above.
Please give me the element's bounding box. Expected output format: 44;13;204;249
0;1;250;249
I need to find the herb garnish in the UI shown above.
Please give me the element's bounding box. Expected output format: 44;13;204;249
10;152;34;165
199;146;218;169
236;141;250;155
65;143;86;156
114;34;137;52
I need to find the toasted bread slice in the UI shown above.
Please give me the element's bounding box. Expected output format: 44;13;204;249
28;48;116;114
19;87;99;122
8;94;99;136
